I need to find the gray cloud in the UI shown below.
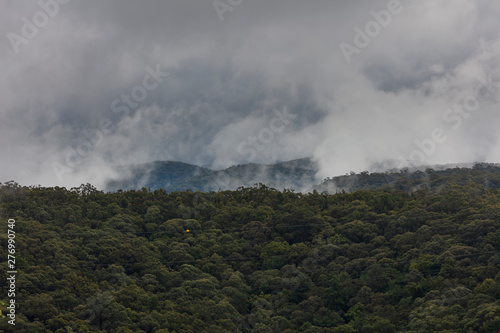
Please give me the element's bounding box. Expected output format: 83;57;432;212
1;0;499;188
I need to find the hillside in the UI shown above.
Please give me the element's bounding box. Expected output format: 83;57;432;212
106;159;500;197
105;161;211;192
314;163;500;194
1;181;499;332
105;158;319;193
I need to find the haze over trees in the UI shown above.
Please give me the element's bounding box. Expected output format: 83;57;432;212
105;158;319;193
105;159;500;195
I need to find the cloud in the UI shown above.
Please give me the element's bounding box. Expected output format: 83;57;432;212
0;0;499;189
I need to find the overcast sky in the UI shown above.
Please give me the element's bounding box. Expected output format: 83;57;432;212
1;0;500;188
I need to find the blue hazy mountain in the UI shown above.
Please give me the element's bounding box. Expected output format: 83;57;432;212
106;159;500;194
105;158;319;192
105;161;212;192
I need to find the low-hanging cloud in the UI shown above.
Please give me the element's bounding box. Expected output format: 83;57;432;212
1;0;499;189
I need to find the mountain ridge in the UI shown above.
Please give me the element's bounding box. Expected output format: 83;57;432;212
105;158;500;194
105;157;319;193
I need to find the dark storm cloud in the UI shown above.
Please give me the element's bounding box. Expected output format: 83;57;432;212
1;0;499;188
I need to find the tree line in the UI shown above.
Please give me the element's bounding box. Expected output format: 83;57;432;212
0;179;499;332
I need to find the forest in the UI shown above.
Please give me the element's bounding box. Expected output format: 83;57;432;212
1;171;500;332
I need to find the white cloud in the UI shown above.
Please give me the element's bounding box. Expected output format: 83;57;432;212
1;0;499;188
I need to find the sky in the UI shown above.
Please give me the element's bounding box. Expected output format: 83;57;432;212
1;0;500;188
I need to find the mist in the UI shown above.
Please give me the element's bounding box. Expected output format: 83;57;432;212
1;0;499;189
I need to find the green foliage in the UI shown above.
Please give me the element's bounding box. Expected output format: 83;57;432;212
0;177;499;332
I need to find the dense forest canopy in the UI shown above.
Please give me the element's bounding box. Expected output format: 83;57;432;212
1;169;500;332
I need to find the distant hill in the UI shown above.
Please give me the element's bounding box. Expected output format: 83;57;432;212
313;163;500;193
106;159;500;194
105;158;320;192
105;161;211;192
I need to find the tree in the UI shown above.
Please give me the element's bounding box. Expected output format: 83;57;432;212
76;291;129;331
